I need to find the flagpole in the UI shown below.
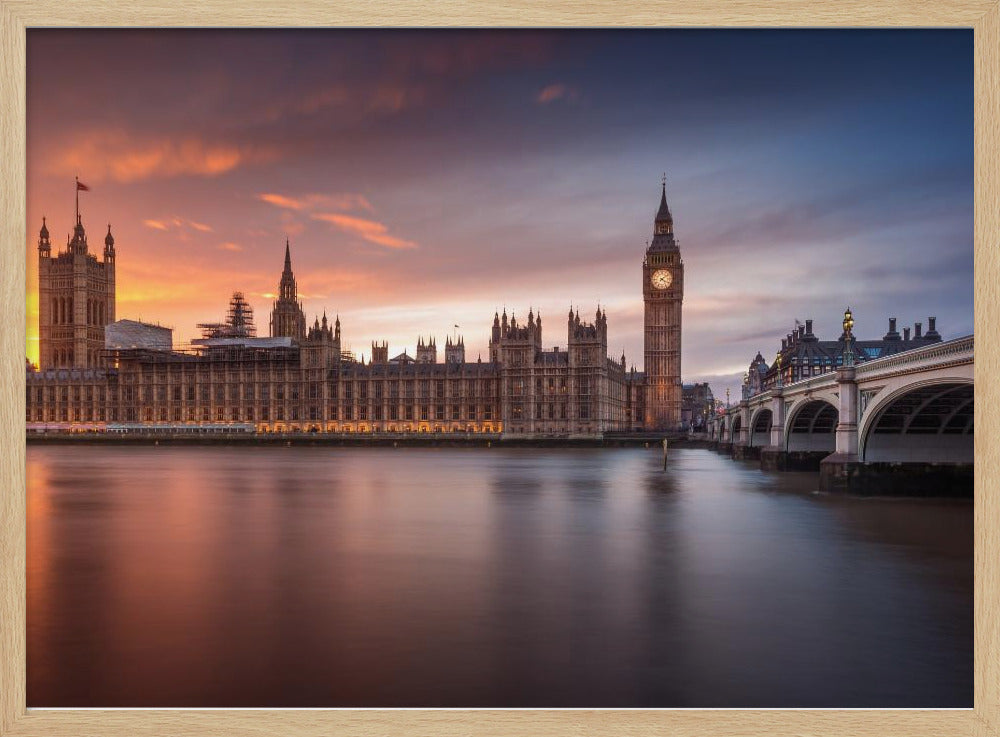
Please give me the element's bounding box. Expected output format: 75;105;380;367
75;176;79;223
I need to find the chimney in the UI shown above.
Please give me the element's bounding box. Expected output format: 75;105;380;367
884;317;900;341
903;327;911;341
798;325;805;338
926;316;940;340
915;322;922;339
805;319;813;335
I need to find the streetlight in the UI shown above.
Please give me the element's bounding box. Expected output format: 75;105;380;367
774;350;783;388
843;306;855;368
725;387;730;409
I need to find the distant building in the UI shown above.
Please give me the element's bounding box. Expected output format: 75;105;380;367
104;320;172;352
682;382;714;430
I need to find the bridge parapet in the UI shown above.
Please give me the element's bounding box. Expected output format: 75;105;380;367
855;335;973;379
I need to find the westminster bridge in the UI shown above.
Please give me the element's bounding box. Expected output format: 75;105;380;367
705;335;974;495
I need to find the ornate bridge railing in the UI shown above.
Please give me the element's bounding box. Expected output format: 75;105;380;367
854;334;973;378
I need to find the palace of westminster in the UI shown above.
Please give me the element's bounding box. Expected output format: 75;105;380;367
27;184;695;437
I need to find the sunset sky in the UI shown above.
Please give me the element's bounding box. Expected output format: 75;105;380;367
26;30;973;399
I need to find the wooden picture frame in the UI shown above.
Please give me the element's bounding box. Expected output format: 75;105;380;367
1;3;997;735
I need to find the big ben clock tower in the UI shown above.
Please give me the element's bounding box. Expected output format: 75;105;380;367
643;178;683;430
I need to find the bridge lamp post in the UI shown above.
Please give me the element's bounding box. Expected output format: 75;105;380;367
843;307;855;368
774;351;783;389
725;387;730;409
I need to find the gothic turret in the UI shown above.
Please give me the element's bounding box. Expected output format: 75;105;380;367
68;213;88;255
104;223;116;262
38;217;51;256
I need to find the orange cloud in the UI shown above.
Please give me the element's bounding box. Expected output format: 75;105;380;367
50;129;275;183
537;83;577;104
258;192;373;213
144;216;215;234
218;242;243;252
312;212;417;250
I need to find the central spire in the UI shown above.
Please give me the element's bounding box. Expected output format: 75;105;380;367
656;176;672;225
279;238;297;302
270;238;307;341
651;175;675;241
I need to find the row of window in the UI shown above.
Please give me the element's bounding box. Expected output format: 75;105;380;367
30;404;500;424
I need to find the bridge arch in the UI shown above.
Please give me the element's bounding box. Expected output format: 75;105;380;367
785;399;838;453
859;379;973;463
749;407;772;447
729;413;742;442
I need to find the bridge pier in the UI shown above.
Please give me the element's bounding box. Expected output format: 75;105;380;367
732;442;760;461
760;448;828;472
819;455;972;497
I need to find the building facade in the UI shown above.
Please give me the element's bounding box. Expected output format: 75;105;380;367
29;185;687;437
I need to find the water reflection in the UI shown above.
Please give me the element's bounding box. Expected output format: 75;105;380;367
26;446;971;707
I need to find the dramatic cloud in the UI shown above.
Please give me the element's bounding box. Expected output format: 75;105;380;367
312;213;418;250
257;192;373;213
48;130;275;183
143;216;215;234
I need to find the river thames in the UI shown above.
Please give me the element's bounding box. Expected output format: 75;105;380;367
26;445;971;707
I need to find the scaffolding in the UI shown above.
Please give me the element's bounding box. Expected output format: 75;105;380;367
198;291;257;339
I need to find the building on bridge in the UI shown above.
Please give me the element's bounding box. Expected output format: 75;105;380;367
747;316;944;394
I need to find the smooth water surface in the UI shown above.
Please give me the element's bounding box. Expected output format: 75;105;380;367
26;446;972;707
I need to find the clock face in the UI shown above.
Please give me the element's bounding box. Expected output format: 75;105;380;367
650;269;673;290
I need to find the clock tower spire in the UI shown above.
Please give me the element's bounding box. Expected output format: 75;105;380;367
642;176;683;430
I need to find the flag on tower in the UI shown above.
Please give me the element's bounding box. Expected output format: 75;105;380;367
76;181;90;192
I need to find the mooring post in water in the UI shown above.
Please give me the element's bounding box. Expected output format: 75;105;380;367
662;438;669;471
